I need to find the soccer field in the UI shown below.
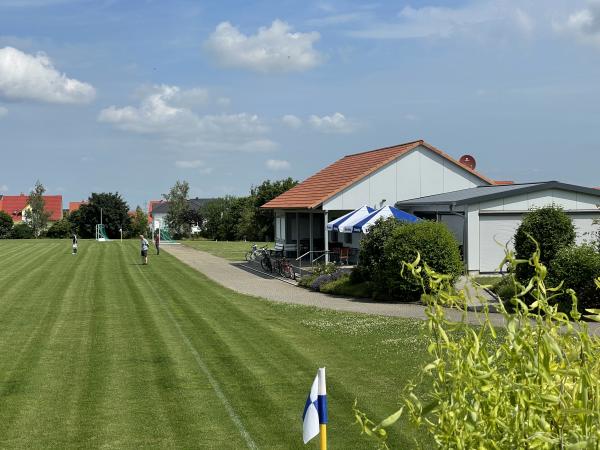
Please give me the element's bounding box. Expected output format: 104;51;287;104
0;240;431;449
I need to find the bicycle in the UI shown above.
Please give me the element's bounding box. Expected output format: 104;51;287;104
272;255;296;280
260;250;273;273
245;244;267;262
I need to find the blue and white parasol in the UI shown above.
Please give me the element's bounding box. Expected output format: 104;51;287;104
326;205;375;232
351;206;419;233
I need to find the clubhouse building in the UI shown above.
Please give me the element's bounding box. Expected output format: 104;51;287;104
262;139;600;273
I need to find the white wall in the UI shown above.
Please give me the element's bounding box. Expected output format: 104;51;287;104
467;188;600;272
323;145;488;211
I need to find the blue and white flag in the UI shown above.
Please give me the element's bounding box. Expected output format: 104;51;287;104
302;368;327;444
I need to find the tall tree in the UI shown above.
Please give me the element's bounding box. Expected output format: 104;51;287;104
251;178;298;241
162;180;190;237
73;193;131;238
0;211;13;239
25;180;51;237
130;206;149;237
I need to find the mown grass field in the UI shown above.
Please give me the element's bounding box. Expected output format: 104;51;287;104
182;240;272;261
0;239;432;449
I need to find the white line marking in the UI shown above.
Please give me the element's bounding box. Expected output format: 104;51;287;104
134;261;258;450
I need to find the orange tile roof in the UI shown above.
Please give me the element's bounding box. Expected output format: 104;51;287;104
69;201;87;212
0;194;63;221
262;140;496;209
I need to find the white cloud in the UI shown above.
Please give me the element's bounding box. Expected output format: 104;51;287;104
556;2;600;47
175;160;214;174
307;12;365;27
175;159;206;169
98;84;274;153
204;20;322;73
0;106;7;117
0;46;95;104
266;159;291;170
309;112;356;133
281;114;302;128
349;2;535;40
216;97;231;107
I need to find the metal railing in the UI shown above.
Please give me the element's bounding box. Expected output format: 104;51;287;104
295;250;335;277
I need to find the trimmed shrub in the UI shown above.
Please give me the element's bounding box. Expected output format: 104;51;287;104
320;274;372;298
514;205;575;283
549;244;600;310
374;221;463;301
9;223;34;239
0;211;13;239
312;262;337;276
46;218;72;238
309;270;346;292
358;217;405;282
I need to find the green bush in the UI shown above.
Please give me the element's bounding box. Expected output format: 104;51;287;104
549;244;600;310
46;218;72;238
514;205;575;283
320;275;372;298
373;221;463;301
9;222;34;239
490;274;519;302
355;245;600;449
357;217;404;283
0;211;13;239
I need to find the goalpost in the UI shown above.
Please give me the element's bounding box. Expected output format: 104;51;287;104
153;220;179;245
95;224;110;241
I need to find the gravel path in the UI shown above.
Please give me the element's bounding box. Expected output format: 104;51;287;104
163;244;506;326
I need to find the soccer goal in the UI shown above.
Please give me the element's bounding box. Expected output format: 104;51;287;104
95;224;110;241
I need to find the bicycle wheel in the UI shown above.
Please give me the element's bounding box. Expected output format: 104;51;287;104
261;256;272;272
275;260;284;277
286;264;296;280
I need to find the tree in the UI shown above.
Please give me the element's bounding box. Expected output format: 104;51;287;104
250;178;298;241
163;180;190;237
514;205;576;283
46;217;72;238
130;206;149;237
25;180;51;237
0;211;13;239
72;193;131;239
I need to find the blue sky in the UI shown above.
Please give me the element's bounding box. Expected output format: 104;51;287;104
1;0;599;208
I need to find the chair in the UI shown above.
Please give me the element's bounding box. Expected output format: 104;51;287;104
339;247;350;265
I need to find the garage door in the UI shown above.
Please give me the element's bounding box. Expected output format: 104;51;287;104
479;214;523;273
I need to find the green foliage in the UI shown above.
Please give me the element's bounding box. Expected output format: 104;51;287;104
319;274;372;298
355;246;600;449
514;205;576;283
489;274;519;302
549;244;600;310
45;217;72;238
357;217;403;283
130;206;149;237
312;262;337;276
163;180;190;237
25;180;52;237
250;178;298;241
0;211;13;238
9;222;34;239
372;221;463;301
72;192;131;239
199;178;298;242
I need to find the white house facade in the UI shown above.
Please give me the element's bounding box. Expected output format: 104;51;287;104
262;139;496;261
397;182;600;273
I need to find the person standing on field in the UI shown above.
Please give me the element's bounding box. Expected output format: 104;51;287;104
154;231;160;255
140;234;149;265
72;233;78;255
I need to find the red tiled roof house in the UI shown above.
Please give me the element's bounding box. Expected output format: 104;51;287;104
261;139;497;260
0;193;63;224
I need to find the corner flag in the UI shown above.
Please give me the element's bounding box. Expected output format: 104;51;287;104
302;368;328;448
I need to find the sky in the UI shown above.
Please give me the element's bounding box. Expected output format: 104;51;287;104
1;0;600;209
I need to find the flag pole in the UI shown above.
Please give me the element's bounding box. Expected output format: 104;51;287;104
318;368;327;450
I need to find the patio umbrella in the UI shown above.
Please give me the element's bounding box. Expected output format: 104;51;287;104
351;206;419;234
327;205;375;232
